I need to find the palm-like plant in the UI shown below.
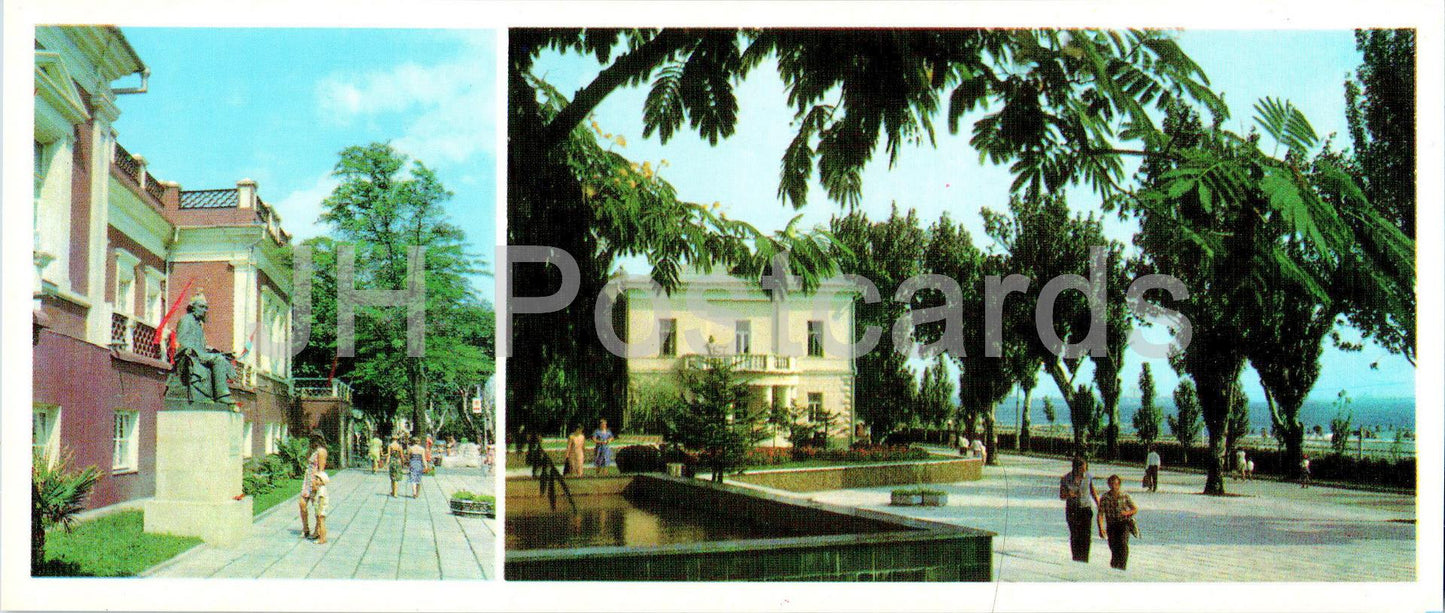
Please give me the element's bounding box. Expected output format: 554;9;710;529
32;447;101;570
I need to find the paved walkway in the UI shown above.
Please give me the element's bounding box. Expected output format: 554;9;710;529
798;453;1415;582
145;466;496;580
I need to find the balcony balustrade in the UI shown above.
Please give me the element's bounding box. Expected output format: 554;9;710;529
109;311;164;361
682;353;796;373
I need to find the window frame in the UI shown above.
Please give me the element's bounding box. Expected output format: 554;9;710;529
806;320;824;357
241;420;254;459
735;320;751;355
807;393;825;423
659;318;678;357
33;404;62;468
111;410;139;474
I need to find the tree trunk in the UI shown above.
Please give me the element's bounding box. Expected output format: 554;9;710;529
1105;404;1120;460
1284;418;1305;479
1019;387;1033;452
983;406;997;466
410;362;429;438
1204;426;1227;495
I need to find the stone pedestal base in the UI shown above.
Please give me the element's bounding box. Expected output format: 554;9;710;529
143;406;252;545
144;497;252;545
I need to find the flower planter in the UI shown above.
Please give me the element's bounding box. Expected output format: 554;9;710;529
890;491;923;506
450;498;495;517
920;492;948;507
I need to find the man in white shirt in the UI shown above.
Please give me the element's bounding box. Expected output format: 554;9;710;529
1145;446;1161;492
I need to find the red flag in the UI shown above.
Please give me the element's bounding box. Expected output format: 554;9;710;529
156;280;194;348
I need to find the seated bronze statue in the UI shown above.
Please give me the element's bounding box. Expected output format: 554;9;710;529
165;294;236;406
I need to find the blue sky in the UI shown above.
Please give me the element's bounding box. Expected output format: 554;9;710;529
529;29;1414;403
113;28;496;302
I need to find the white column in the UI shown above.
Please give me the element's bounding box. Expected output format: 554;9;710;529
82;120;116;345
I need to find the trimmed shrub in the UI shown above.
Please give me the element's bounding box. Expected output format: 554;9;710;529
616;445;665;473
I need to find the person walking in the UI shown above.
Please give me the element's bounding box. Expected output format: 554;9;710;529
1245;457;1255;481
408;437;427;498
311;471;330;545
368;434;383;474
386;435;406;497
299;432;328;540
1144;445;1161;492
970;438;987;464
1096;474;1139;570
565;426;587;477
1059;456;1100;563
1300;454;1312;488
1235;448;1248;480
591;419;616;476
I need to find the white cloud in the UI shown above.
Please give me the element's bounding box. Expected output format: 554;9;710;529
314;35;495;164
273;174;339;241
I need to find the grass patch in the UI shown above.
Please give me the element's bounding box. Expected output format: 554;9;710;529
252;477;302;516
37;511;200;577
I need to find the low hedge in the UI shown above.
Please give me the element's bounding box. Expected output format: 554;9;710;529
998;433;1415;490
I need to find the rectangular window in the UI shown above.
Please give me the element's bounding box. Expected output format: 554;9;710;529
735;320;751;354
660;319;677;357
807;321;824;357
34;405;60;464
807;393;825;423
241;421;254;459
264;423;277;455
112;410;139;473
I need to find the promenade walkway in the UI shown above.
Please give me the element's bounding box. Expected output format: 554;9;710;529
801;453;1414;582
145;465;496;580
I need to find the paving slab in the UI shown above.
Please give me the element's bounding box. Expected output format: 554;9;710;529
145;464;496;580
791;452;1414;582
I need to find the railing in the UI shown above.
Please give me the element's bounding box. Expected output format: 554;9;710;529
231;362;255;389
178;188;238;209
131;321;162;360
109;312;165;361
294;377;353;401
113;144;141;184
110;312;130;348
144;178;167;203
683;353;797;373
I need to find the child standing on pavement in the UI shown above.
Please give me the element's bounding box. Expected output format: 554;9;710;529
312;471;330;544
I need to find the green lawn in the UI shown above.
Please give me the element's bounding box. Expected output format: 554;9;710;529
36;511;200;577
35;475;305;577
252;477;302;516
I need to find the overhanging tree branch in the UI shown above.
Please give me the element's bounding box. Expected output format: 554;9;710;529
540;29;697;151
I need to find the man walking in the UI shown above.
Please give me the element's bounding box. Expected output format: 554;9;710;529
1059;456;1100;562
1145;446;1161;492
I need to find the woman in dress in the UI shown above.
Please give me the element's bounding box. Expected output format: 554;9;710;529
565;426;587;477
386;435;406;497
299;432;327;539
591;419;616;476
407;436;427;498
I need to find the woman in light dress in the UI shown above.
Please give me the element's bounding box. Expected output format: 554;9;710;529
299;431;327;540
591;420;616;476
565;426;587;477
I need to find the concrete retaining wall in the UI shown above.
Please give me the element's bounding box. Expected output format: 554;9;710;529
730;458;982;492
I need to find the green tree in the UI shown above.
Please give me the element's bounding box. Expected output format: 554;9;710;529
31;447;100;572
1167;380;1203;463
1329;390;1354;456
509;27;1225;455
1346;29;1415;241
667;353;768;482
1132;99;1412;494
831;206;927;442
305;143;492;436
1011;359;1040;451
1069;384;1102;457
1224;381;1251;468
1131;363;1162;446
1042;397;1057;433
917;357;955;438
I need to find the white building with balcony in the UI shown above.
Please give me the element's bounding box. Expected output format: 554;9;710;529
615;270;861;447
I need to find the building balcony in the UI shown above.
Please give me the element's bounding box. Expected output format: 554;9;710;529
293;377;353;401
682;353;796;373
109;311;164;361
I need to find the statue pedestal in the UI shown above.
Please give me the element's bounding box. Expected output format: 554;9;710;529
144;404;252;545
